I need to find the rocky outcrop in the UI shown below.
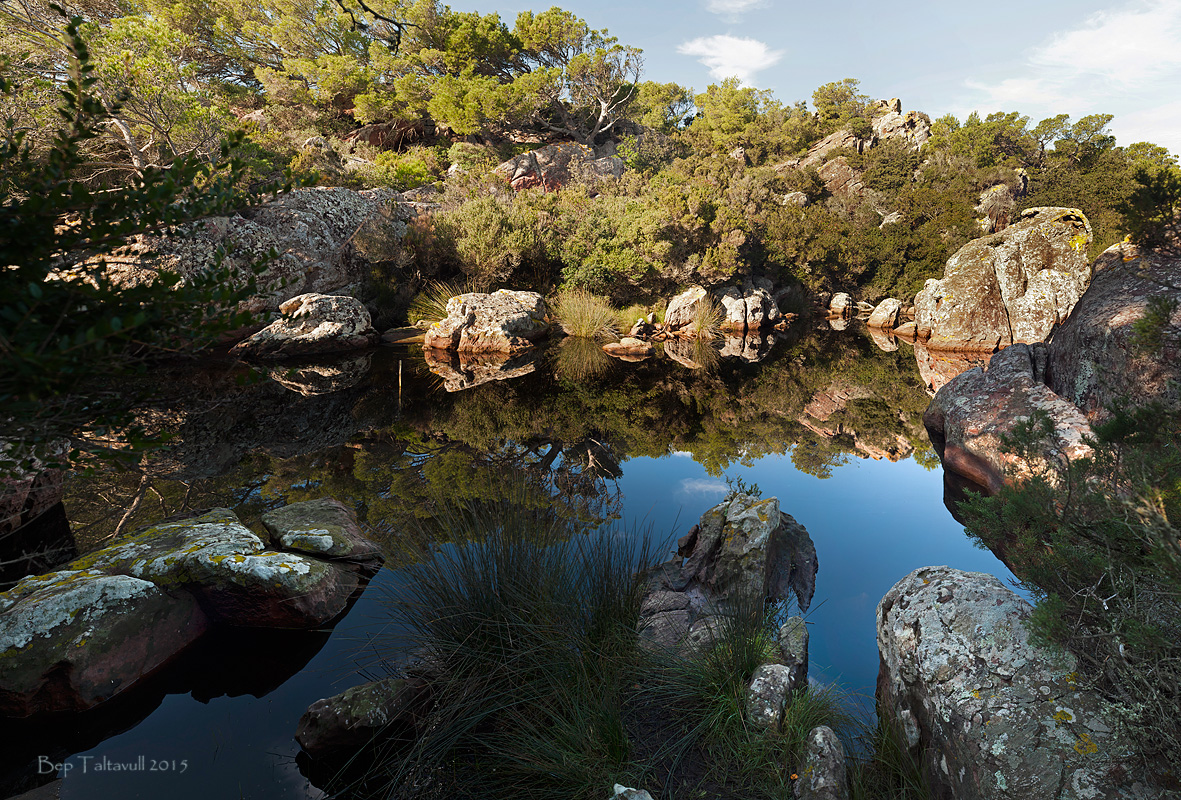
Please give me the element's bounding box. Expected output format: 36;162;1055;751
0;503;378;716
230;294;379;360
423;290;550;355
877;566;1167;800
914;207;1093;352
664;285;710;332
717;277;783;332
795;129;868;170
1046;241;1181;422
493;143;622;191
871;108;931;150
116;187;405;314
422;346;540;391
923;343;1093;493
866;298;903;329
638;494;818;654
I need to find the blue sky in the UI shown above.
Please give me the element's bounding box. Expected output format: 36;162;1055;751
448;0;1181;157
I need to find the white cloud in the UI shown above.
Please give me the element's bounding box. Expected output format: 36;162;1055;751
960;0;1181;155
677;35;784;85
705;0;769;20
678;478;728;495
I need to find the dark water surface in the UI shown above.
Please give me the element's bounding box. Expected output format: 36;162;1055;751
3;326;1019;799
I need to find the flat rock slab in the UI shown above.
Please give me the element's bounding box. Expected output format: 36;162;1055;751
877;566;1166;800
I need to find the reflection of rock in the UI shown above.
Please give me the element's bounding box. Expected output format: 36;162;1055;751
799;381;915;462
423;347;539;392
829;293;852;318
267;354;373;396
231;294;379;359
911;341;985;395
1046;240;1181;423
423;290;550;355
914;207;1093;352
720;331;774;362
1;442;68;538
0;502;75;591
562;439;623;481
0;504;378;716
867;327;898;352
602;337;654;360
662;337;718;370
878;566;1164;800
827;316;848;331
923;343;1093;494
866;298;902;329
638;494;818;654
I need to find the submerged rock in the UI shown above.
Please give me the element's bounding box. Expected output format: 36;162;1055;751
262;498;381;562
230;293;379;360
877;566;1167;800
296;676;429;758
923;343;1093;493
914;207;1093;352
423;290;550;355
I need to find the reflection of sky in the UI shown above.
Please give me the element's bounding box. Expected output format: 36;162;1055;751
616;451;1025;697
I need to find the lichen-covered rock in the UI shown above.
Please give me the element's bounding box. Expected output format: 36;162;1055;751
778;616;809;689
117;187;404;314
611;786;654;800
794;726;850;800
423;290;550;354
664;285;710;331
877;566;1167;800
1046;240;1181;423
296;676;428;758
422;347;540;392
923;343;1093;493
867;298;903;329
0;571;208;716
914;207;1093;352
717;277;783;332
747;663;796;728
230;293;379;360
493;142;617;191
871;109;932;150
262;498;381;562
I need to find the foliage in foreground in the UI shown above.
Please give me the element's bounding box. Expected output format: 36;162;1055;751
958;402;1181;775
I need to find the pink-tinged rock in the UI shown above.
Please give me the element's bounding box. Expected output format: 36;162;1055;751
923;343;1093;493
493;143;617;192
866;298;903;329
878;566;1165;800
915;207;1093;352
1046;241;1181;423
602;337;653;360
230;293;379;360
423;290;550;355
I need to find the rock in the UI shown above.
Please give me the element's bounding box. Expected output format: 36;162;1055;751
266;354;373;396
611;786;654;800
866;298;903;329
117;187;405;315
296;676;428;758
878;210;904;227
423;348;540;392
602;337;654;360
794;726;849;800
778;616;809;689
976;183;1016;233
783;191;810;207
796;129;868;170
720;331;774;362
1046;240;1181;423
341;120;426;151
747;663;795;728
423;290;550;355
0;571;208;716
923;343;1094;493
381;326;424;343
877;566;1166;800
893;321;918;339
870;109;932;150
717;277;783;331
493;142;613;191
914;207;1093;352
817;156;871;202
829;293;853;318
230;293;380;360
911;340;987;396
262;498;381;562
664;285;710;331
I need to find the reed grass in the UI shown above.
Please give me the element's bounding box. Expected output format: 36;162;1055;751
688;294;723;339
553;287;619;340
407;280;466;326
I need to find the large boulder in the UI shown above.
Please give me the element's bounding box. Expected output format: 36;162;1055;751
866;298;903;329
717;277;783;332
493;143;621;191
1046;241;1181;422
116;187;405;314
877;566;1168;800
664;286;710;332
230;293;379;359
423;290;550;355
794;726;850;800
914;207;1093;352
870;109;932;150
923;343;1093;493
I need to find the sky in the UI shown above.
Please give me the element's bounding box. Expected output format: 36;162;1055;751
446;0;1181;157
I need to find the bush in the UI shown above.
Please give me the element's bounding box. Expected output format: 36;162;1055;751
552;288;619;340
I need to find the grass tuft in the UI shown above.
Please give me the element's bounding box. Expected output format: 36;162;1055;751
553;288;620;340
688;294;723;340
407;280;467;326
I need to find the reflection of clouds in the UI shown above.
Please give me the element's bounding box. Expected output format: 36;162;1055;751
679;478;728;495
671;450;694;458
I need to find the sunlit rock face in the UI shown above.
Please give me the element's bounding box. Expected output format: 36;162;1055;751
423;290;550;355
914;207;1093;352
231;294;379;360
877;566;1163;800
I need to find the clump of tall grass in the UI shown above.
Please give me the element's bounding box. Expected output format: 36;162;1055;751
688;294;723;339
553;287;619;340
407;280;466;326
